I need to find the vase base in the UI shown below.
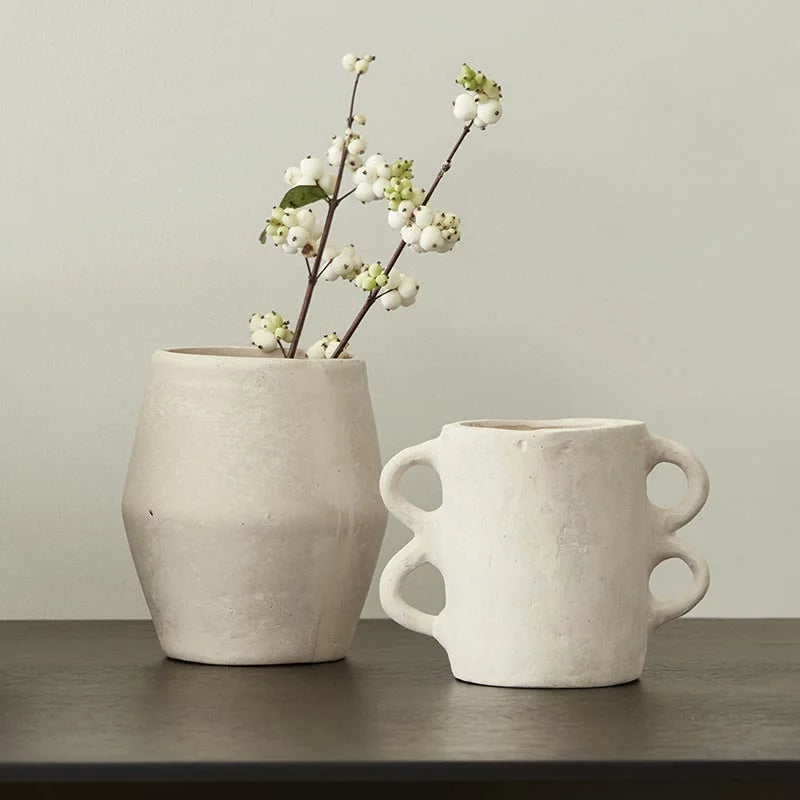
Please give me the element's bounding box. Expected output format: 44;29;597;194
164;652;347;667
451;669;642;689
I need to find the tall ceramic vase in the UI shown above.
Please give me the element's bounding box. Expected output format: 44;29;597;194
122;347;387;665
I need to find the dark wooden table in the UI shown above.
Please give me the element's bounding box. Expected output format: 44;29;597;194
1;619;799;795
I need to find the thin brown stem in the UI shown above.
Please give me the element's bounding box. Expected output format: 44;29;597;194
346;72;361;128
286;73;361;357
420;121;473;208
304;257;311;277
277;339;287;358
330;122;474;358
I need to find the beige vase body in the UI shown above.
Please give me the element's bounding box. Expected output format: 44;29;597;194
380;419;710;688
122;347;387;665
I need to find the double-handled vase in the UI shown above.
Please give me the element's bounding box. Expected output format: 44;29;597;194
380;419;710;688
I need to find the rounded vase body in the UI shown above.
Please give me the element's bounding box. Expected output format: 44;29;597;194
122;347;387;665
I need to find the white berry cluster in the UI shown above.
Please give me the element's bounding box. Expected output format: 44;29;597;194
352;154;391;203
284;156;337;197
452;64;503;129
321;249;420;311
249;312;294;352
386;203;461;253
322;244;364;282
380;272;420;310
327;132;367;173
351;263;419;308
264;206;325;257
341;52;375;75
306;332;351;359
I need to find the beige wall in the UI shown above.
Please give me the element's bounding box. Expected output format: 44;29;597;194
2;0;798;619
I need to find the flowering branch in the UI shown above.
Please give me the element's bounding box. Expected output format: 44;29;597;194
250;59;501;361
286;74;363;357
330;121;474;358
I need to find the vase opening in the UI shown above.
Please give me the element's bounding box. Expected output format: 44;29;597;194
459;419;643;432
162;346;361;362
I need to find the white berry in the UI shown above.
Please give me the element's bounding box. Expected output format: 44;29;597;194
401;224;422;245
288;226;310;247
319;173;336;195
381;290;402;311
327;146;343;167
284;166;301;186
296;209;315;229
341;53;357;72
477;99;502;125
419;225;444;251
353;166;377;185
385;271;402;291
306;339;327;359
372;177;390;199
355;58;369;74
355;181;375;202
397;276;418;300
252;329;278;351
300;156;324;180
347;138;366;155
414;206;434;228
453;93;478;121
387;209;405;229
397;200;415;220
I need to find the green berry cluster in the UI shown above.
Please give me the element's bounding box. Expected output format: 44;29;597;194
456;64;502;100
390;158;413;179
354;262;389;291
383;159;425;211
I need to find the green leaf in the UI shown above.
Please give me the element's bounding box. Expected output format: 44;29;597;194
279;184;328;209
258;227;268;245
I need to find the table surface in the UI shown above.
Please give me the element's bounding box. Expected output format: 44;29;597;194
1;619;799;782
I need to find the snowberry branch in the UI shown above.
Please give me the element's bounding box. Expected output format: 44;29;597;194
250;59;501;361
286;74;362;357
330;122;474;358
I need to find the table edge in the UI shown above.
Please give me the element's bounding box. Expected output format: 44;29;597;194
3;760;800;783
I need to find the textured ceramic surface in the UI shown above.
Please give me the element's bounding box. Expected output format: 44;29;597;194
122;347;387;665
379;419;710;688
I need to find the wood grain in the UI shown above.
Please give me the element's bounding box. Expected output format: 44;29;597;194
0;619;799;783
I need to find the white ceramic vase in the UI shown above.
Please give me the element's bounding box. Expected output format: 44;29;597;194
122;347;387;665
379;419;710;688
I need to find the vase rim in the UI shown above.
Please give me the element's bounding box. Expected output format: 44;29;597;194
154;346;364;364
453;418;647;434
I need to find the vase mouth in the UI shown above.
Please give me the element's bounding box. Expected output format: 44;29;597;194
156;346;363;364
455;418;646;434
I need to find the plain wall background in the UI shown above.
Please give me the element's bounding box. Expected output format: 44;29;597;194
1;0;798;619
